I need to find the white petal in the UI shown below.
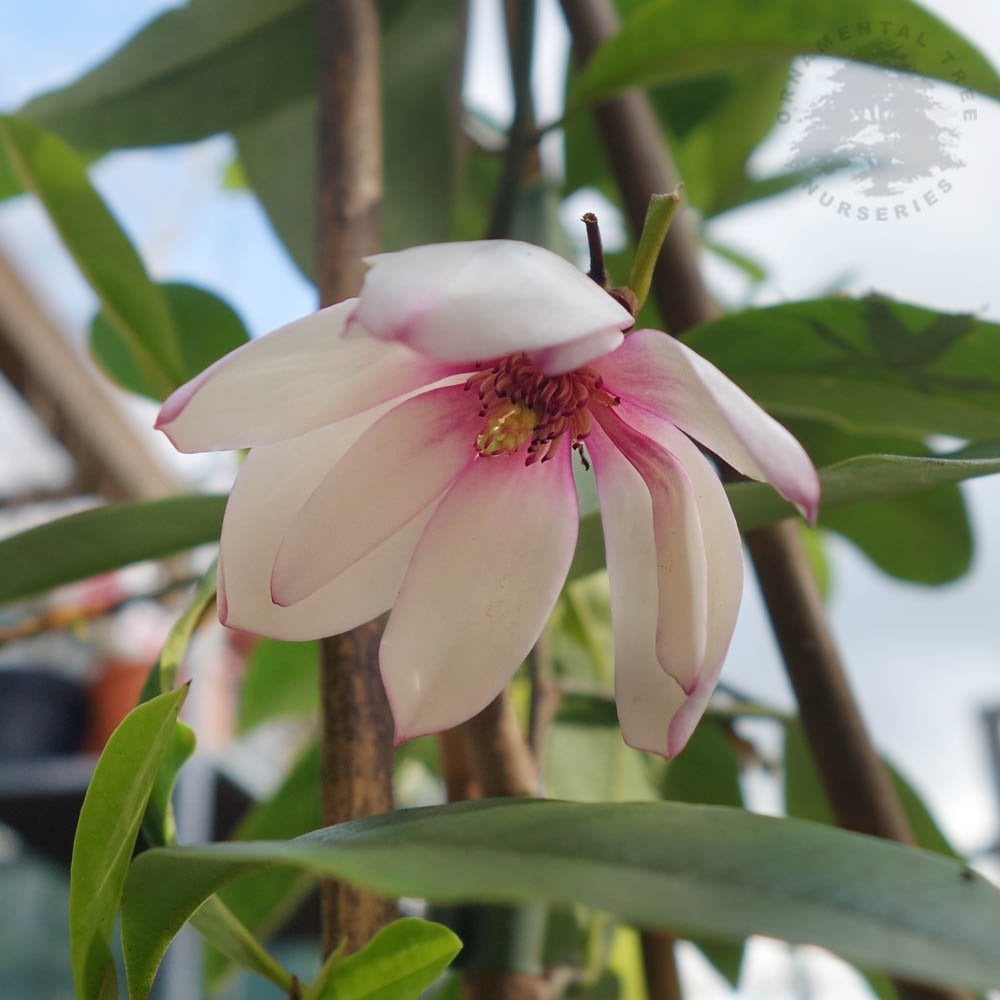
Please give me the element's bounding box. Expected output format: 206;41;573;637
380;449;579;742
594;329;820;521
271;385;480;606
351;240;633;364
157;299;456;452
219;409;432;641
620;403;744;687
529;326;625;375
586;422;689;758
595;408;707;691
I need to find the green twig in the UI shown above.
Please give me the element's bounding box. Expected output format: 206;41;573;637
626;189;682;313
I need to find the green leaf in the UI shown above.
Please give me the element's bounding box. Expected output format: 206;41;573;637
304;917;461;1000
92;283;250;401
238;638;319;733
143;562;219;703
20;0;316;149
204;742;323;992
234;0;459;279
233;97;316;277
790;420;972;584
0;495;226;604
684;296;1000;440
728;442;1000;533
123;800;1000;992
662;720;745;987
70;686;188;1000
0;115;183;397
569;441;1000;581
572;0;1000;107
783;720;959;859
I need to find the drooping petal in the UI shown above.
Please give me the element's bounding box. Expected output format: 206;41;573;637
350;240;633;365
380;448;579;743
156;299;457;453
618;402;744;688
271;385;480;607
593;329;820;522
219;409;433;641
586;422;690;758
594;407;707;692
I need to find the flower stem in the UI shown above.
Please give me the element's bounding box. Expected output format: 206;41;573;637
625;189;681;314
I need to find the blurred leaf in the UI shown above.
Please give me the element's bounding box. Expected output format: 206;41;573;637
233;97;316;276
238;638;319;733
205;742;322;992
703;238;767;284
791;420;972;584
92;283;250;401
0;115;183;396
729;442;1000;534
662;720;745;987
123;800;1000;994
21;0;316;149
675;60;791;214
304;917;461;1000
235;0;458;280
798;525;833;599
70;686;187;1000
141;561;219;703
573;0;1000;107
569;441;1000;581
685;297;1000;439
0;495;225;604
784;720;959;858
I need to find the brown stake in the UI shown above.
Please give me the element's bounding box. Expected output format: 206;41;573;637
315;0;395;956
559;1;968;998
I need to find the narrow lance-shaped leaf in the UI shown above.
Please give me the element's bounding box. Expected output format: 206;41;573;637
69;686;188;1000
19;0;317;150
0;116;184;395
0;495;226;605
122;800;1000;993
572;0;1000;107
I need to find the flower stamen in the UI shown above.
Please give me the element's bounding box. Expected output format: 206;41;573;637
465;352;619;466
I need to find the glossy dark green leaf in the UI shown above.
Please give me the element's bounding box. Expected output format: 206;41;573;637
729;442;1000;534
790;420;972;584
21;0;316;149
69;686;188;1000
238;638;319;733
0;495;226;604
92;283;250;401
573;0;1000;107
0;116;183;396
684;297;1000;440
122;800;1000;993
304;917;461;1000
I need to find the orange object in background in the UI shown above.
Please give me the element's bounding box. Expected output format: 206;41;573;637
82;656;150;753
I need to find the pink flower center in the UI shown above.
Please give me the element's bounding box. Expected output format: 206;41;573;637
464;352;620;466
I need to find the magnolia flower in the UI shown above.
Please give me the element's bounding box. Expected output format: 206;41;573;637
158;241;818;758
